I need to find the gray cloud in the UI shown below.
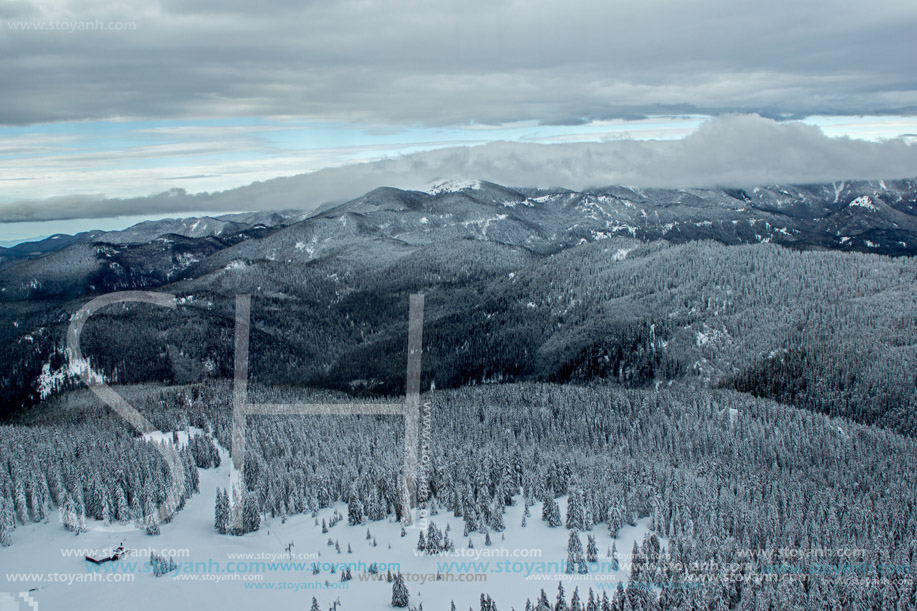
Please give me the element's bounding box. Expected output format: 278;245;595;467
2;115;915;222
0;0;915;126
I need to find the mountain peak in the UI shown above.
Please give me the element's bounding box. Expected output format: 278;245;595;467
423;178;482;194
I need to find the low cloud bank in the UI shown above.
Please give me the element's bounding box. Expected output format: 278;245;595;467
3;115;916;222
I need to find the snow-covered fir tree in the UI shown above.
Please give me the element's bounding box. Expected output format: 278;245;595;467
391;572;410;607
214;488;229;534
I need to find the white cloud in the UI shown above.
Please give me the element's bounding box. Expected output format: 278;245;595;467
2;115;915;222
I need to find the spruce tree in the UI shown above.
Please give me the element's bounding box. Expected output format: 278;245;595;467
542;495;562;528
555;582;568;611
14;483;29;524
391;573;410;607
536;590;551;611
243;492;261;534
348;485;365;526
0;497;13;546
570;588;582;611
566;531;584;574
115;487;129;523
565;488;585;531
417;531;427;553
214;488;229;535
586;534;598;563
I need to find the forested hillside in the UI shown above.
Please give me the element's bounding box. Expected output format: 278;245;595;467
3;380;916;608
2;234;914;434
1;179;914;431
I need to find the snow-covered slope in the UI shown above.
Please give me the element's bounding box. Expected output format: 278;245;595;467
0;435;657;610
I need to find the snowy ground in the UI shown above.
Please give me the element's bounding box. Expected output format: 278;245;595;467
0;437;658;610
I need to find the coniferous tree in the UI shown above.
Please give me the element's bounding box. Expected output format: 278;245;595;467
214;488;229;535
567;531;584;574
586;534;598;563
0;498;13;546
114;487;129;523
427;522;444;553
391;573;409;608
14;483;28;525
542;495;562;528
555;582;568;611
242;492;261;534
536;590;551;611
480;594;497;611
566;488;585;531
348;485;365;526
630;541;641;581
570;588;582;611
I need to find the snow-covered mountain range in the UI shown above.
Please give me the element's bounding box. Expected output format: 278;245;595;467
1;177;916;433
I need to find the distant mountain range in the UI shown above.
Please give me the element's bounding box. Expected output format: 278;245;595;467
0;210;308;263
1;177;915;435
3;178;915;266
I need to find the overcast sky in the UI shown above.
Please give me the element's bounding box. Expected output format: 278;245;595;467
3;0;916;125
1;0;916;239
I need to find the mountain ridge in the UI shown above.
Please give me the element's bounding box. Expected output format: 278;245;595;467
1;176;915;436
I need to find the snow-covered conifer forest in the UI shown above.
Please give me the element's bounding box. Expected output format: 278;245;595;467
1;180;917;609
